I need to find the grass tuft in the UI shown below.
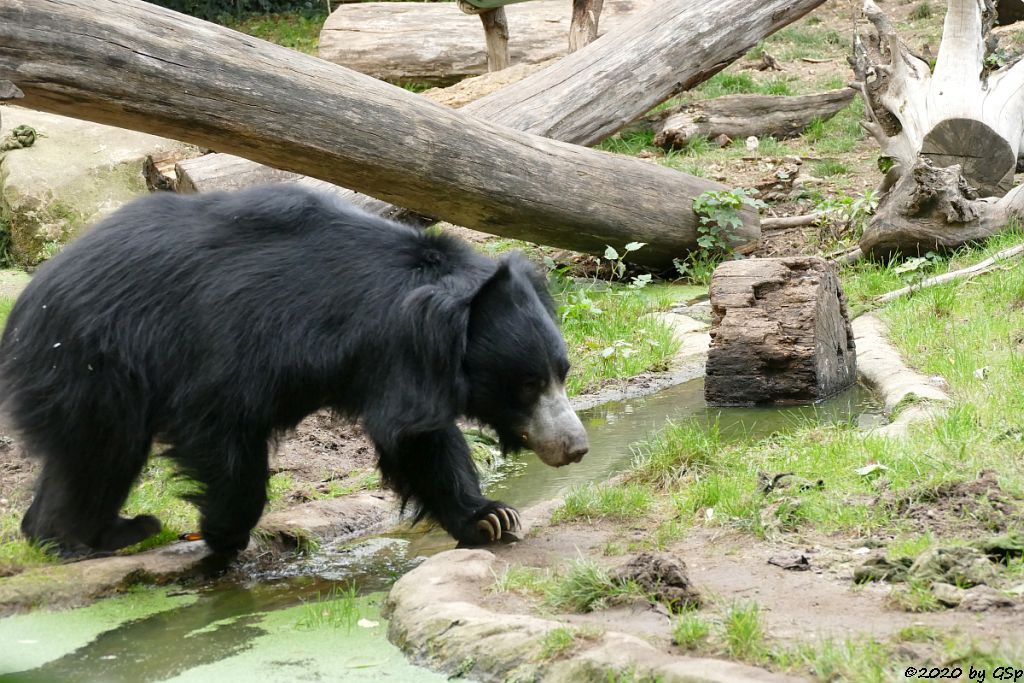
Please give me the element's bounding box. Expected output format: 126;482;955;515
551;482;653;523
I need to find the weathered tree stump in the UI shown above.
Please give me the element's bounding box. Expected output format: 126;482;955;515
705;257;857;406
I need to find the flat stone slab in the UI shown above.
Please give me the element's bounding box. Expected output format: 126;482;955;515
0;541;207;616
385;549;804;682
0;493;399;615
852;313;949;437
1;106;194;213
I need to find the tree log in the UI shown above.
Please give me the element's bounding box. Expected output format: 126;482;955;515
479;8;511;72
70;0;826;259
652;89;855;150
855;0;1024;256
705;257;857;406
176;153;299;194
569;0;604;52
319;0;652;85
0;0;764;269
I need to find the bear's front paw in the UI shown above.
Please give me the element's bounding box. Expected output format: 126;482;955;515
460;502;521;545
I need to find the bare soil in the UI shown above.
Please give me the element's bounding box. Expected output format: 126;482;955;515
487;519;1024;663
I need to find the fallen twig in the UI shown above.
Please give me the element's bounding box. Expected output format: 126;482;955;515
762;212;822;230
876;243;1024;303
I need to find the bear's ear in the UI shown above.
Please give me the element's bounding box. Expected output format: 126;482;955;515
364;284;471;450
469;259;515;321
470;253;556;323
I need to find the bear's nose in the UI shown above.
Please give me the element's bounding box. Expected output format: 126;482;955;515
566;443;588;463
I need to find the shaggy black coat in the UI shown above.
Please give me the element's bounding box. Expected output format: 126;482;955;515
0;184;570;563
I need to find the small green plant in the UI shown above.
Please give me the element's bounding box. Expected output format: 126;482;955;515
296;582;360;630
888;578;943;613
692;188;764;255
910;1;933;20
539;627;576;660
672;611;711;650
602;242;649;288
815;190;878;240
722;602;768;661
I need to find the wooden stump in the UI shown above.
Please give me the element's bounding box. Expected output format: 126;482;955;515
705;257;857;406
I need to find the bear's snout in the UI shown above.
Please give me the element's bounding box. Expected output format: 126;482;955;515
525;381;589;468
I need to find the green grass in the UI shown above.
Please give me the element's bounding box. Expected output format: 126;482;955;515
295;582;360;630
814;159;850;177
672;611;711;650
539;627;576;660
628;419;721;488
722;602;768;661
543;558;646;613
0;512;59;575
0;295;12;329
120;458;201;552
492;563;551;596
219;11;325;54
696;73;794;98
555;280;679;396
551;482;653;523
765;24;845;61
617;234;1024;546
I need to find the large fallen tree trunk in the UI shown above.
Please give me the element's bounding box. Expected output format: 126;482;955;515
319;0;651;85
652;89;855;150
0;0;762;269
185;0;826;225
855;0;1024;256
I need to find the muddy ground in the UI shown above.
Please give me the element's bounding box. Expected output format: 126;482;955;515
0;412;378;538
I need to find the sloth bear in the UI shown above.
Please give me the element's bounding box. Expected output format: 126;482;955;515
0;184;589;565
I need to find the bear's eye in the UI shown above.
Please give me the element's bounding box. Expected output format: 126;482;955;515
520;378;544;395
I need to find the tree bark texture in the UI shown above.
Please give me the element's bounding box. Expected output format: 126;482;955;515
569;0;605;52
705;257;857;406
0;0;762;269
319;0;649;85
855;0;1024;256
652;89;855;150
479;7;511;72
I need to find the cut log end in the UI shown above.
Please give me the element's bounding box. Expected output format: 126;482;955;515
920;118;1015;197
705;257;857;406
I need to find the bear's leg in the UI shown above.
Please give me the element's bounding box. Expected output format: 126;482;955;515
21;433;159;555
172;432;270;569
375;425;520;545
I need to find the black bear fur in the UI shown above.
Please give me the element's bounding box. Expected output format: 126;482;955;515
0;184;579;564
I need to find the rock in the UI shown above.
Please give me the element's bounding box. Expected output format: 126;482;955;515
611;552;701;612
705;257;857;405
959;585;1014;611
0;106;198;265
931;582;966;607
767;553;811;571
385;549;800;683
257;492;397;548
0;541;208;616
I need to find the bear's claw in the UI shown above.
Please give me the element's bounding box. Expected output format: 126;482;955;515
476;506;521;542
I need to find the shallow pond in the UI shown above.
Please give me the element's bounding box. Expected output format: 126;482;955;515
0;378;880;682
